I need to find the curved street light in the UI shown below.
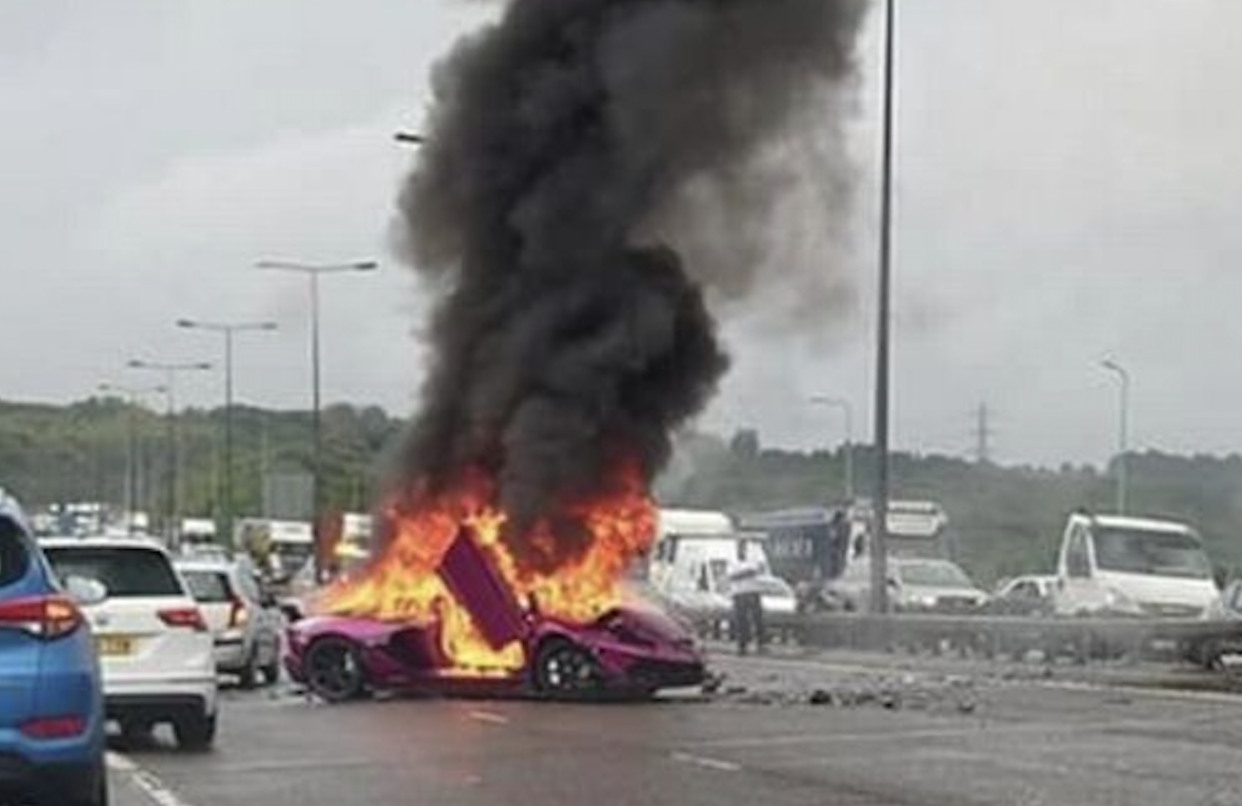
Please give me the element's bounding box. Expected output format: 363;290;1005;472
99;382;167;532
127;360;212;540
1100;359;1131;514
177;320;279;546
810;396;855;503
256;259;378;580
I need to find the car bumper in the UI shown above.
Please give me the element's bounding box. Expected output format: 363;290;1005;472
596;645;707;690
104;675;218;718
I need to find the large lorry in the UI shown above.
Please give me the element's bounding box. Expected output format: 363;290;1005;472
738;501;950;578
738;500;952;611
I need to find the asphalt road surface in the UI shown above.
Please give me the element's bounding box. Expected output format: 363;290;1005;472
107;652;1242;806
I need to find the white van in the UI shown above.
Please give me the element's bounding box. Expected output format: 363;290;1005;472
1054;512;1220;618
648;509;790;623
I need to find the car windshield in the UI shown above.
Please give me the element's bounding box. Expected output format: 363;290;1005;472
898;561;974;588
1092;528;1212;579
181;569;233;603
46;546;182;597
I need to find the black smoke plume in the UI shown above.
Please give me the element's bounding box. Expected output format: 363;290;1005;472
394;0;867;571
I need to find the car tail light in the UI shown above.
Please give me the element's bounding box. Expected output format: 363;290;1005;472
228;596;249;629
20;715;87;740
159;607;208;632
0;595;83;639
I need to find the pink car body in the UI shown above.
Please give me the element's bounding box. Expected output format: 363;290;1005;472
284;528;706;701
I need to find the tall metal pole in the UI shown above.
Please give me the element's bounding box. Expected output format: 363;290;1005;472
224;328;235;544
1102;360;1130;514
871;0;897;616
310;271;324;579
165;372;178;540
99;383;165;533
128;360;211;543
177;320;277;548
256;259;377;582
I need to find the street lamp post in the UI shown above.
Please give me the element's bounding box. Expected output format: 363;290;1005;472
177;319;278;547
810;396;855;502
1101;359;1131;514
256;259;378;580
127;359;212;542
869;0;898;616
98;383;167;533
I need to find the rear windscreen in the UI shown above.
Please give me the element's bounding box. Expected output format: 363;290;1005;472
0;519;31;589
182;570;232;603
45;547;182;598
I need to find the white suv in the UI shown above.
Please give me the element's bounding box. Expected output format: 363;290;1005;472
43;538;218;749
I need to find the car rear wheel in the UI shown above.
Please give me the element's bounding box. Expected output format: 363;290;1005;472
173;709;217;751
534;640;602;698
304;636;369;703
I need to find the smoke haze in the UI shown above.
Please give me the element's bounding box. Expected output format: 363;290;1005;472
394;0;868;570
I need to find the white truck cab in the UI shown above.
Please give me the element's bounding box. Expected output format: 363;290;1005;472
1054;512;1220;618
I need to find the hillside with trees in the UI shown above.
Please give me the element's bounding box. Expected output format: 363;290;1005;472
3;398;1241;584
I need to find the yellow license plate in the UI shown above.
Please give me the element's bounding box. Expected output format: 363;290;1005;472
97;636;134;657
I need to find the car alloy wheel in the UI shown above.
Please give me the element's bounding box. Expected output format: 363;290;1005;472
535;640;601;697
305;636;368;703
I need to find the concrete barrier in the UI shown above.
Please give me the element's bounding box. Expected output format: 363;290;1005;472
768;612;1242;665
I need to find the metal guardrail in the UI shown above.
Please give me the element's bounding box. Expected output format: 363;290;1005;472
762;612;1242;665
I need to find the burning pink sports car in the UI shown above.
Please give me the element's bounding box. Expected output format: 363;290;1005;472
284;529;706;701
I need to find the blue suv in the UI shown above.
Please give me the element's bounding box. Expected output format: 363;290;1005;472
0;494;106;806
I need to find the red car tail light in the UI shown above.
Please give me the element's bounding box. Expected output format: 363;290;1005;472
159;607;208;632
0;595;83;639
20;715;88;740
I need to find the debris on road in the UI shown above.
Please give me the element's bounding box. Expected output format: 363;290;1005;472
706;665;982;715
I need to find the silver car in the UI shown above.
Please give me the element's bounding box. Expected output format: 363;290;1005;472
828;557;990;614
177;559;283;688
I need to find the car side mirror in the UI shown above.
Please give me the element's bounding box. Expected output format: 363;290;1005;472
65;575;108;606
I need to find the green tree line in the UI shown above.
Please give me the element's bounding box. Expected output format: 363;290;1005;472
4;399;1241;584
658;431;1242;585
0;397;404;522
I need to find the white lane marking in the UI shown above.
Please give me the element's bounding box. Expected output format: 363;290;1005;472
670;751;742;772
108;751;198;806
106;751;137;772
469;709;510;725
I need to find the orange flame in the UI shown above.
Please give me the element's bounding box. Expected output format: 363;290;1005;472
322;459;656;676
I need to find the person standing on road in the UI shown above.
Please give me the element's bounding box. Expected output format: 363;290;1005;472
728;561;767;655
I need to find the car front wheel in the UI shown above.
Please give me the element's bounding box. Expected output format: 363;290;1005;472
534;640;602;698
304;637;369;703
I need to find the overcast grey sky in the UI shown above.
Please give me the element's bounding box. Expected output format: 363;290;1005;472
2;1;1240;468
